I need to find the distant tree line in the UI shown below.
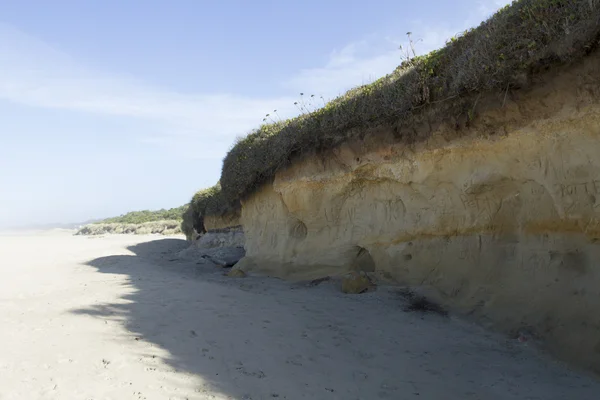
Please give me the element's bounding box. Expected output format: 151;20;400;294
96;206;186;225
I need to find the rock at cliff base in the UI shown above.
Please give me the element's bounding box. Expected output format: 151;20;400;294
308;276;331;287
200;246;245;268
341;272;374;294
227;269;247;278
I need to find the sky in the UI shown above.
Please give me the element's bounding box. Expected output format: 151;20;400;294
0;0;510;228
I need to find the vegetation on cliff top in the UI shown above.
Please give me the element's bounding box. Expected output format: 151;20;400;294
190;183;235;218
180;183;239;240
182;0;600;239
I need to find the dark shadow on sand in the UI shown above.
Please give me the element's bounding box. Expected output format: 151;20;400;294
71;237;600;400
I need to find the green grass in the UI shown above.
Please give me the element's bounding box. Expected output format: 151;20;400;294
190;183;231;217
182;0;600;237
96;206;187;225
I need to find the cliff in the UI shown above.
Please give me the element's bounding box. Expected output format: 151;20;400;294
235;51;600;371
183;0;600;244
180;0;600;373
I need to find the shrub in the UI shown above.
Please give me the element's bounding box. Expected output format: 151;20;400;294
76;220;182;236
180;183;241;240
181;204;197;240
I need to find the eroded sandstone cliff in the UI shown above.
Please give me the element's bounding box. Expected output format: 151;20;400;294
235;52;600;371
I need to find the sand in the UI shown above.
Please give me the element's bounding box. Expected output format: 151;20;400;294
0;231;598;399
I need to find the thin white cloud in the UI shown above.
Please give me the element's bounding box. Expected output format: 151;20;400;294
283;0;511;99
284;48;399;99
477;0;512;19
0;0;512;159
0;24;298;146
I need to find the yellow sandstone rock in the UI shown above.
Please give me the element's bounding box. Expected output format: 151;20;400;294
227;269;247;278
341;272;373;294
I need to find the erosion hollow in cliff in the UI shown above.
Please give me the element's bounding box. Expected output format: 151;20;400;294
350;246;376;273
289;219;308;240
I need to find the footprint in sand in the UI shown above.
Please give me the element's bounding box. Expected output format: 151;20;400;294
235;365;266;379
352;370;369;381
285;355;304;366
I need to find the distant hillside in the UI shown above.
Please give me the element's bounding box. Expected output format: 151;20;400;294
75;206;187;236
94;206;186;225
76;220;182;236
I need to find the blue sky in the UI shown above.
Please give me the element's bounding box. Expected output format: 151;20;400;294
0;0;509;228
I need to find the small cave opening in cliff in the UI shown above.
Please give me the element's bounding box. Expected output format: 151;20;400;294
289;219;308;240
351;246;376;273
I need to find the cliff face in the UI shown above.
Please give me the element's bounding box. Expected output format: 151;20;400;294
204;213;241;231
236;52;600;370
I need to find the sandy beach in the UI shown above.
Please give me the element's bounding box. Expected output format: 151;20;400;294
0;231;598;399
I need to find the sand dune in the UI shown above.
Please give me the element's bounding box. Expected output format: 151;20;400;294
0;231;598;399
